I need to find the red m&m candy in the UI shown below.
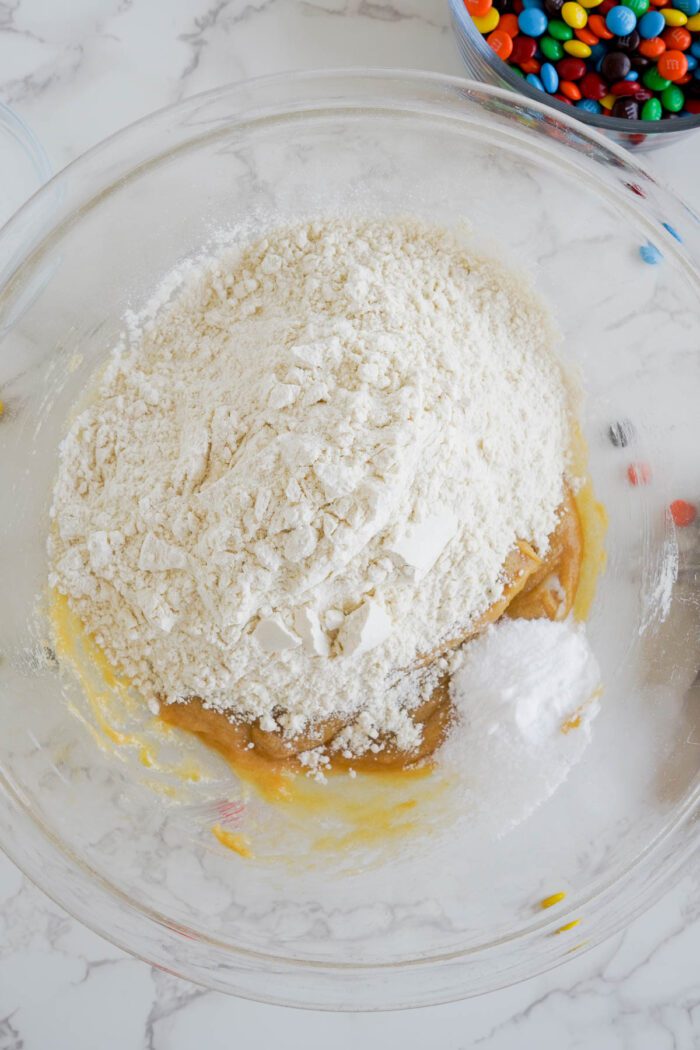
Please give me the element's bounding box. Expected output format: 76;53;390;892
557;55;587;77
627;462;651;486
612;79;642;94
669;499;697;526
510;34;538;62
580;71;608;96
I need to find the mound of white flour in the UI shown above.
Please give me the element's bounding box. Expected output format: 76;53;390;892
49;218;570;757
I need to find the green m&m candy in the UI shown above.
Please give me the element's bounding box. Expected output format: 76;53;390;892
548;19;575;39
643;68;671;91
641;97;662;120
621;0;650;16
661;85;685;112
540;35;565;59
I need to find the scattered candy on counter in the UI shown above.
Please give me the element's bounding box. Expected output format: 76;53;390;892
627;461;652;485
211;824;253;858
669;498;698;525
540;890;568;908
537;891;582;935
554;918;582;934
215;799;247;826
464;0;700;120
662;220;683;240
639;241;664;263
608;419;636;446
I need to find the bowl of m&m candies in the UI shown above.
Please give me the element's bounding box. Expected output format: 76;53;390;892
449;0;700;145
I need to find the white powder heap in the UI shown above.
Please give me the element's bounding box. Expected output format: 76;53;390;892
49;218;571;757
446;618;601;833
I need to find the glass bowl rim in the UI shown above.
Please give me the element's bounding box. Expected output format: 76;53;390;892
0;100;52;199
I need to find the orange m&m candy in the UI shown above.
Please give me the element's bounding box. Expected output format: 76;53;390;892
657;49;688;80
575;26;600;43
499;13;520;34
464;0;493;16
662;26;691;49
487;27;514;57
588;13;614;36
560;79;583;99
639;37;666;57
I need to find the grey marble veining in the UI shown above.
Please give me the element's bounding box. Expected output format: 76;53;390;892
1;847;699;1048
0;1;698;1046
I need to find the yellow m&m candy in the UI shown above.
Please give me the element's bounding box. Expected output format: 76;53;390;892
472;7;500;33
562;1;588;26
563;39;592;56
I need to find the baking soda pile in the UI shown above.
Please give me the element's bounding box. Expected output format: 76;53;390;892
49;218;571;761
446;617;601;833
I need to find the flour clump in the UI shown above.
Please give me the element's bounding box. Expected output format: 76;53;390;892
49;218;571;759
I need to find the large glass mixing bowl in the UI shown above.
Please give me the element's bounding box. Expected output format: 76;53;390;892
0;71;699;1010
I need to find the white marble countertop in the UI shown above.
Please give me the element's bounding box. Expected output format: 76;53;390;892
0;2;699;1047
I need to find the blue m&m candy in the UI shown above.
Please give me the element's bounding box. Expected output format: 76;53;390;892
639;242;662;264
518;7;548;34
674;0;700;15
662;222;682;242
540;62;559;92
638;9;665;37
605;5;638;36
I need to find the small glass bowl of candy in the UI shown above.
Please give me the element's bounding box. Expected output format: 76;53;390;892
450;0;700;147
